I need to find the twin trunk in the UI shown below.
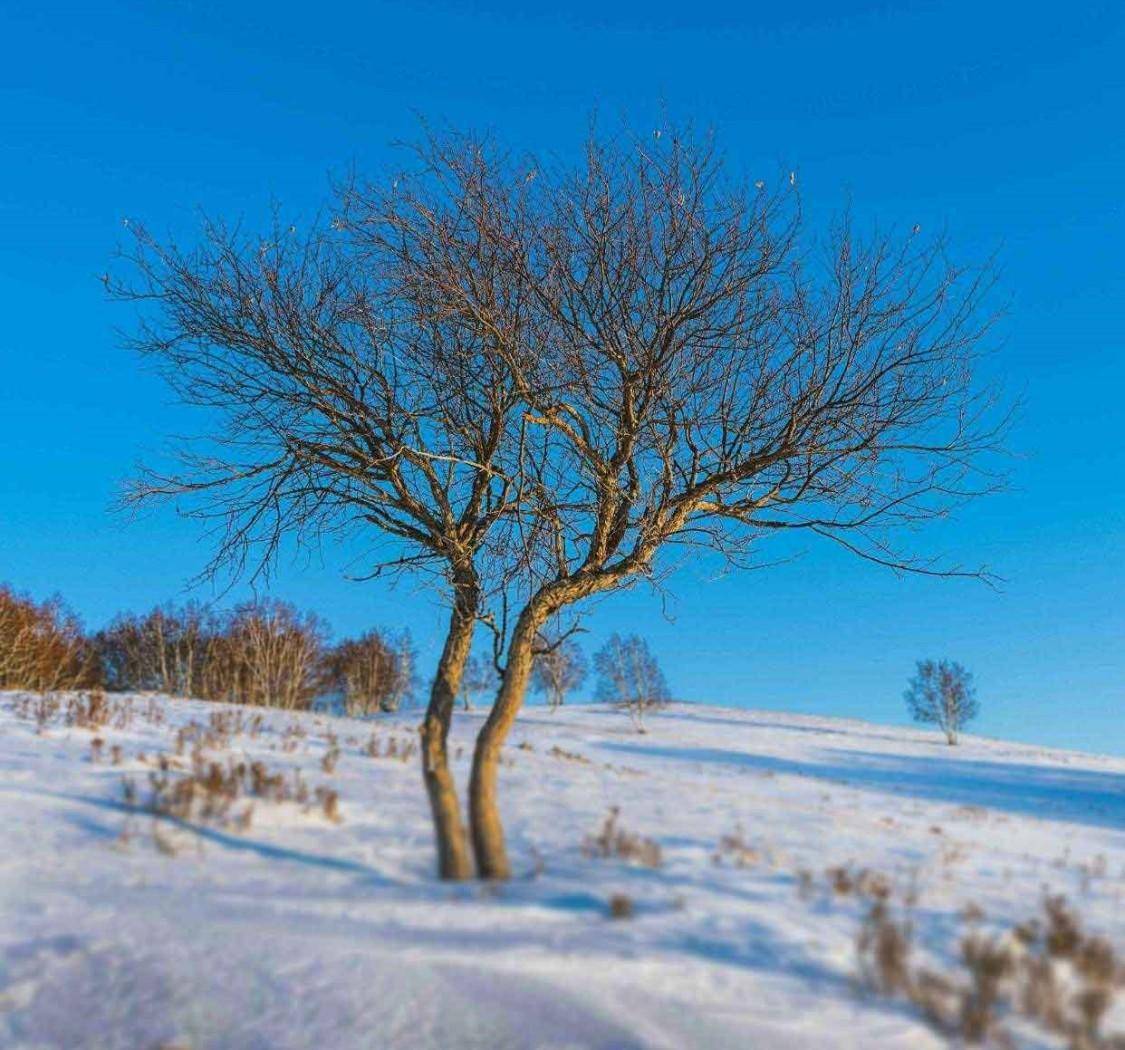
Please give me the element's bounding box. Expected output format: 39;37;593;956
422;582;575;880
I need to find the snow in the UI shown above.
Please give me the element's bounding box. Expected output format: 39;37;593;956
2;691;1123;1049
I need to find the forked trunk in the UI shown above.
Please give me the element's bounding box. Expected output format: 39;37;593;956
469;604;546;879
419;573;477;880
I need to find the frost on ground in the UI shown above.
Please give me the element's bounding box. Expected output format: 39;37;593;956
1;691;1124;1049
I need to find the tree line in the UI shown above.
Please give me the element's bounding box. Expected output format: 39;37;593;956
0;583;679;725
0;584;413;714
101;117;1003;880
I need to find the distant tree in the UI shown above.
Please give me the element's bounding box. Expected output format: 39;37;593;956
382;630;418;712
459;653;497;711
223;599;328;710
94;602;221;696
593;634;670;732
0;584;97;692
905;659;979;745
323;629;402;715
532;634;587;711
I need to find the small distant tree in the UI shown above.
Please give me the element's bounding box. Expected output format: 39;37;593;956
905;659;979;745
593;634;670;733
459;653;497;711
382;630;418;712
532;634;587;711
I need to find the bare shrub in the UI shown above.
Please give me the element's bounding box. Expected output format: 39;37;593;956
583;806;663;868
905;659;979;745
0;584;98;692
532;633;587;711
593;634;669;732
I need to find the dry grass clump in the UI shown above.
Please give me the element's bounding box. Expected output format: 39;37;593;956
548;745;590;764
321;734;341;774
828;863;894;901
712;827;761;868
128;744;343;830
65;689;113;729
583;807;663;869
8;689;170;736
608;893;635;919
856;894;1125;1048
362;732;417;762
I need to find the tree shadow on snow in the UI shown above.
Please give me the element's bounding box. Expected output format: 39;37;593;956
1;785;397;885
597;743;1125;831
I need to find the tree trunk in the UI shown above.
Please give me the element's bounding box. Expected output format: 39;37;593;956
468;603;545;879
419;572;477;880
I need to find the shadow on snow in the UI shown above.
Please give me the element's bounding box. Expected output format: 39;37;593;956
597;742;1125;831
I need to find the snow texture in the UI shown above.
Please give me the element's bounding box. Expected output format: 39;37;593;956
2;691;1123;1049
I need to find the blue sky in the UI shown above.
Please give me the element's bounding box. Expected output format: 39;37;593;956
1;1;1123;753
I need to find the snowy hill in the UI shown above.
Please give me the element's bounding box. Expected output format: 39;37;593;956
2;691;1123;1049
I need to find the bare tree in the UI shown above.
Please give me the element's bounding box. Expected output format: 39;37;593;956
593;633;668;731
459;653;497;711
109;145;536;877
381;629;417;712
905;659;979;745
114;120;1005;882
532;632;587;711
452;124;1006;878
95;602;220;696
0;585;97;692
323;628;397;715
223;599;327;710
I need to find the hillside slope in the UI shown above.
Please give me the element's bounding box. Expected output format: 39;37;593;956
2;691;1123;1049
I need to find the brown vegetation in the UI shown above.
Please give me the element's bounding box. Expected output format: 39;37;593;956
0;585;98;692
583;806;663;869
857;893;1125;1048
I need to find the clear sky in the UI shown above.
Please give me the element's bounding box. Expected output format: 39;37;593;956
2;1;1123;753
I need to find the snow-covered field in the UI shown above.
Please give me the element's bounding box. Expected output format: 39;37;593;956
2;690;1123;1049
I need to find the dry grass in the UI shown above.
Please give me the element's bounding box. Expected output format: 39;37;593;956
608;893;635;919
712;827;761;869
548;745;590;764
856;893;1125;1048
583;807;663;869
362;732;416;763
